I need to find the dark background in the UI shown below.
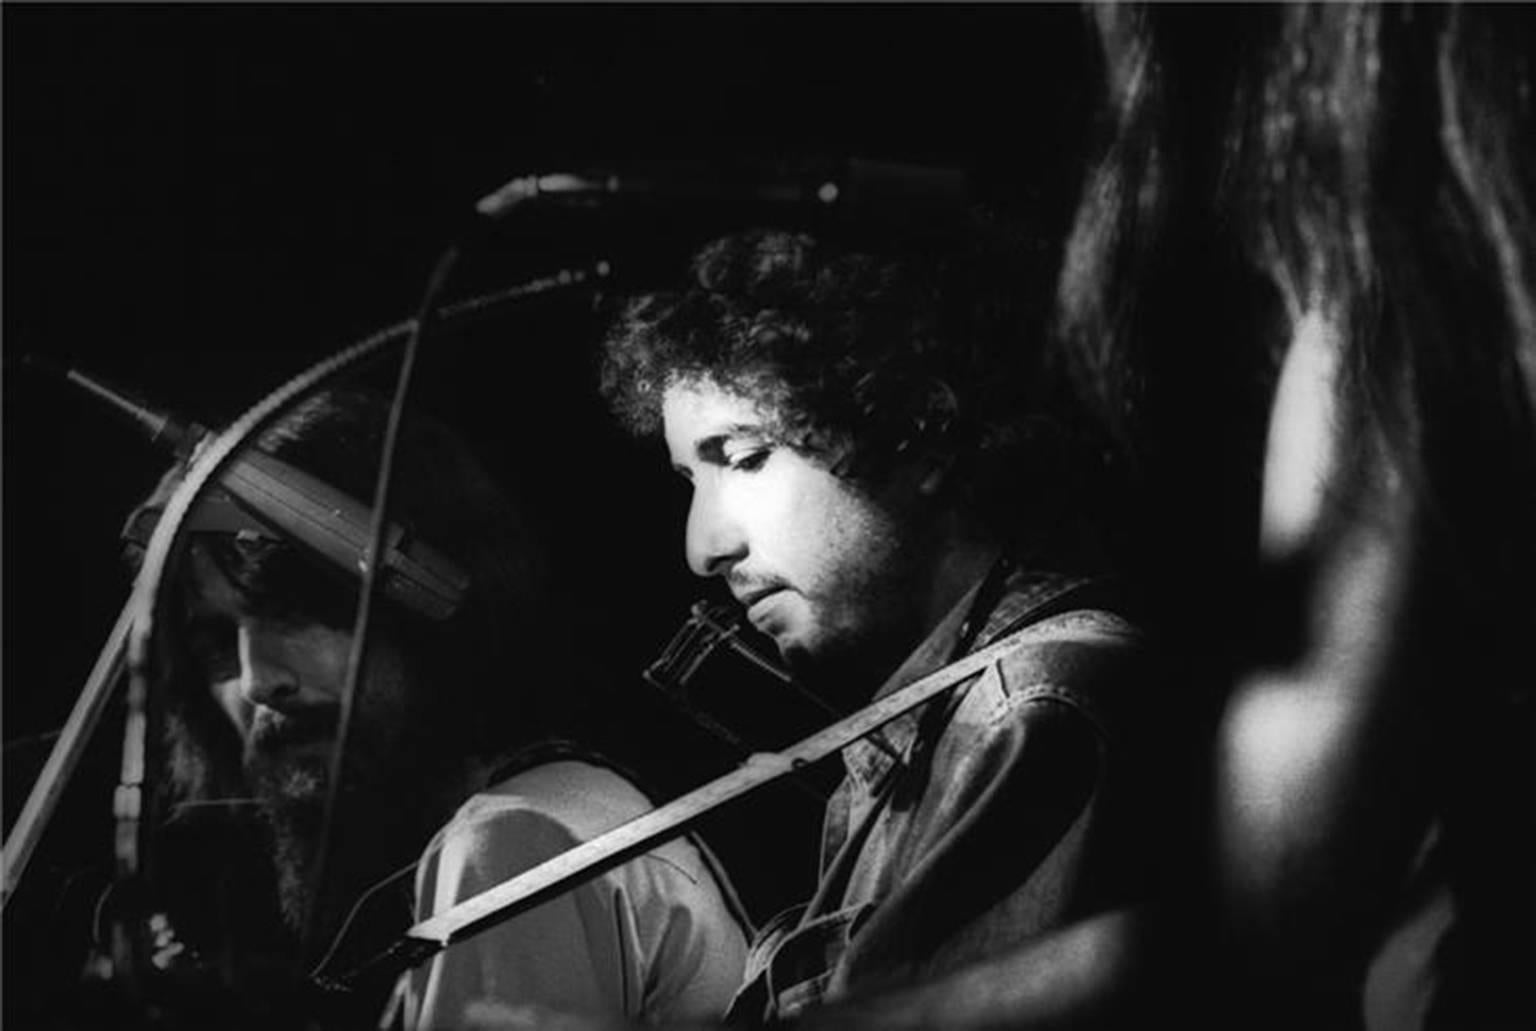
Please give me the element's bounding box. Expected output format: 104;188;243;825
3;3;1099;1015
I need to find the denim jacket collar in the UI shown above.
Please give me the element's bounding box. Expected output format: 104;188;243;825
839;562;1091;793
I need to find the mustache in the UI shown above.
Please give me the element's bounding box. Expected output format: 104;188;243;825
246;706;338;754
727;573;791;604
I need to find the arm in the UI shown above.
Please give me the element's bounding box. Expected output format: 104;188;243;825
603;833;750;1021
395;770;748;1030
399;801;634;1030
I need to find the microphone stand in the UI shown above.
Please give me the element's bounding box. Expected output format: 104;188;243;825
1;601;132;906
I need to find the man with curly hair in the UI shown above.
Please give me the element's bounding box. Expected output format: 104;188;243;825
600;224;1162;1022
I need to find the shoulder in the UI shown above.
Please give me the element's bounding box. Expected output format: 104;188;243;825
416;762;651;874
996;607;1143;676
450;761;727;890
952;606;1148;741
415;761;660;906
456;760;655;844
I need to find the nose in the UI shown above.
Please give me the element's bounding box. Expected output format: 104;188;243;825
684;481;747;578
236;621;304;710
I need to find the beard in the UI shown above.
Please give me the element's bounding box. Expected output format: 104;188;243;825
774;554;940;709
247;757;329;933
241;711;462;947
240;705;335;928
784;616;918;709
251;766;423;947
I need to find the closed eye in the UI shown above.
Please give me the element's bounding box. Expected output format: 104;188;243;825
187;615;240;683
727;448;772;473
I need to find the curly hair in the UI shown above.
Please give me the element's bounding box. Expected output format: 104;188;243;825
600;222;1117;561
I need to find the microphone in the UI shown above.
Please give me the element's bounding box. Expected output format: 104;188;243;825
38;360;469;621
473;157;968;230
40;359;204;457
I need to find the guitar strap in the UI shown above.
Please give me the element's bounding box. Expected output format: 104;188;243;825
315;579;1110;999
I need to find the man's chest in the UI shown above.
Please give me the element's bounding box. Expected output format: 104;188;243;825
823;666;1022;906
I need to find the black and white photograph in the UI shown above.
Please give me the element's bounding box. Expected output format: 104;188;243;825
5;5;1534;1030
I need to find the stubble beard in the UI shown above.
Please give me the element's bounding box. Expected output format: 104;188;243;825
782;608;919;708
784;520;941;706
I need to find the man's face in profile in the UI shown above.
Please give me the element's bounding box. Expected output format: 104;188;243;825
180;540;418;920
661;379;935;687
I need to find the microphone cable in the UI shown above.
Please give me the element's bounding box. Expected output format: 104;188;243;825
300;239;455;959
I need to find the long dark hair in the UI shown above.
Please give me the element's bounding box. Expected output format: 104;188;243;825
1056;3;1535;1024
133;387;565;819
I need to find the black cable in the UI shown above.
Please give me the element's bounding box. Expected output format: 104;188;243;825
301;240;461;956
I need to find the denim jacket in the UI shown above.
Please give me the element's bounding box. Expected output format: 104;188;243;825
728;565;1151;1023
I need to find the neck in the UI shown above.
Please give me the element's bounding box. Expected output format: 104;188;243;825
919;522;1003;639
